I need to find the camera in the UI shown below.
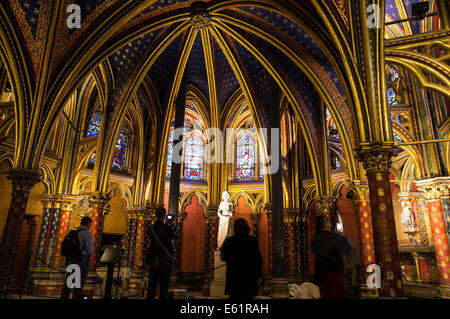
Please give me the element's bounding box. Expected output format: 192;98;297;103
167;214;174;222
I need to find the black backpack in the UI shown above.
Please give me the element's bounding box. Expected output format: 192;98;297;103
61;229;82;258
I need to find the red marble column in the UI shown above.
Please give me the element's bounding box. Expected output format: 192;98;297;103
52;200;74;268
0;170;40;288
366;170;403;297
89;193;110;270
352;183;375;269
360;148;403;298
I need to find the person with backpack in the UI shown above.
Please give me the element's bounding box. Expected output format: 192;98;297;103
311;214;352;299
145;207;178;300
61;216;94;299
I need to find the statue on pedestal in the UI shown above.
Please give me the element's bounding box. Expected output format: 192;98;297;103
217;191;234;248
400;200;417;233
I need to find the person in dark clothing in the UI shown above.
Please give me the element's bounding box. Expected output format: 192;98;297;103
146;207;178;300
311;214;352;299
221;218;262;300
61;216;94;299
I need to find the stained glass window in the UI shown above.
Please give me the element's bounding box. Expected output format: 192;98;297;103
166;130;174;177
183;133;204;180
259;149;265;179
87;112;101;137
88;152;96;167
390;67;399;82
387;88;398;105
111;125;130;170
184;119;193;132
236;133;255;180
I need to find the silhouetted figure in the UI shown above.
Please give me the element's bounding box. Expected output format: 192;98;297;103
146;207;178;300
311;214;351;299
221;218;262;300
61;216;93;299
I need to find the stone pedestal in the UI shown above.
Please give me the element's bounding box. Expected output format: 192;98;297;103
209;250;226;298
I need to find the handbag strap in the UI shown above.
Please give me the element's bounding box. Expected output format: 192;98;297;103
150;224;175;264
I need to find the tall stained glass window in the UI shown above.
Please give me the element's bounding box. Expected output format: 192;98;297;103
387;88;398;105
183;133;204;180
87;112;101;137
112;125;130;170
236;133;255;180
166;130;174;177
259;150;265;179
390;67;399;82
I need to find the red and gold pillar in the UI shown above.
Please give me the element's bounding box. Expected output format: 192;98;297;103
359;148;403;298
134;210;147;268
206;206;219;273
52;200;75;268
417;180;450;288
0;170;40;287
283;209;297;277
89;192;110;270
265;206;273;274
352;182;375;269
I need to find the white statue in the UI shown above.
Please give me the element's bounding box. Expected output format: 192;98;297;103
400;200;416;233
217;191;234;248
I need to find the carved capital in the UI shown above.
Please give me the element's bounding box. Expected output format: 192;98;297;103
416;178;450;201
7;169;40;192
315;196;336;215
178;211;188;224
89;192;110;209
351;181;370;201
358;146;394;172
205;206;219;222
283;209;299;223
263;203;272;215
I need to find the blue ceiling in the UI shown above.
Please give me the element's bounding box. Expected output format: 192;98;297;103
186;33;209;97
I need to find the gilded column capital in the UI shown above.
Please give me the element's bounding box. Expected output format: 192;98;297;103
283;209;299;224
263;203;272;216
314;196;337;216
205;206;219;222
250;212;261;225
358;145;395;172
178;211;188;224
7;169;41;192
89;192;110;208
351;181;370;201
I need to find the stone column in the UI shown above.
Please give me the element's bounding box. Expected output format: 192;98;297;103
122;211;133;267
129;214;138;269
359;147;403;298
417;179;450;288
284;209;297;279
89;192;110;270
44;201;61;267
0;170;40;289
52;200;75;268
352;182;376;268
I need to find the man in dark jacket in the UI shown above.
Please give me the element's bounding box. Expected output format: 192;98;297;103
146;207;178;299
311;214;352;299
221;218;262;300
61;216;94;299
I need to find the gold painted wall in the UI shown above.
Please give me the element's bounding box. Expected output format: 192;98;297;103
0;160;12;241
102;188;127;235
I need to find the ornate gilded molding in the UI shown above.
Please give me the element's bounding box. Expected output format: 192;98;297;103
283;209;299;224
205;205;219;222
314;196;337;215
358;146;395;173
250;212;261;225
7;169;41;192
